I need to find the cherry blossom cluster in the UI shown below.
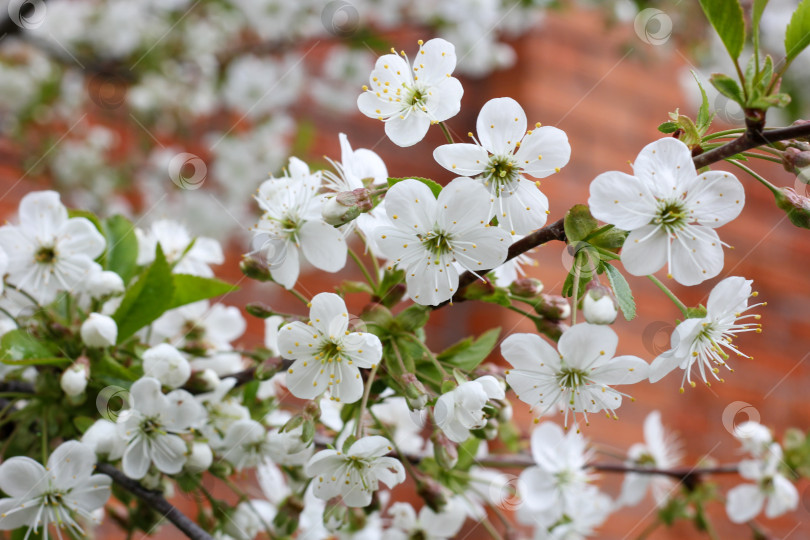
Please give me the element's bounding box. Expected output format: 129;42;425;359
0;6;809;537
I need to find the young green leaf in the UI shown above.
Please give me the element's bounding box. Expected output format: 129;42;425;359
564;204;598;243
785;0;810;62
698;0;746;60
752;0;770;60
168;274;238;310
710;73;745;104
0;329;59;363
603;263;636;320
113;245;175;342
658;121;680;134
103;215;139;284
692;72;715;132
436;327;501;372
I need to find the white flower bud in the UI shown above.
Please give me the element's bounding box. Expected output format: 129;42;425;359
142;343;191;388
87;270;125;298
61;363;89;396
583;288;618;325
80;313;118;348
186;442;213;473
198;368;221;391
321;188;373;226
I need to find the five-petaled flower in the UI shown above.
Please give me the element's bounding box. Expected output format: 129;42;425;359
279;293;382;403
375;177;511;306
502;323;649;427
589;138;744;286
357;38;463;147
305;436;405;507
433;97;571;235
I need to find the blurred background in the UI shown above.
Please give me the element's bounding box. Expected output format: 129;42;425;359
0;0;809;538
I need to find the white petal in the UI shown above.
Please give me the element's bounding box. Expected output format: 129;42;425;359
476;98;526;154
58;217;106;260
726;484;764;523
438;177;491;230
620;224;668;277
357;90;402;118
765;475;798;518
514;126;571;178
299;220;347;273
501;333;561;371
0;498;41;530
151;434;187;474
122;437;152;479
670;227;723;285
270;245;300;289
416;38;457;86
49;441;96;489
588;171;657;230
451;226;510;271
385;112;431;147
19;190;67;238
475;375;505;400
384;179;438;233
285;358;329;400
431;77;464;122
433;143;488;177
0;457;44;497
530;422;565;465
341;332;382;369
619;473;650;507
706;276;751;316
129;377;166;418
499;178;549;234
632;138;697;193
405;259;458;306
687;171;745;227
309;293;349;335
558;323;618;366
592;355;649;384
350;436;393;459
277;321;320;358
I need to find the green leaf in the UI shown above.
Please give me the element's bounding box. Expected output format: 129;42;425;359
657;121;680;134
0;330;59;363
563;205;598;243
785;0;810;62
692;72;715;132
396;305;431;332
752;0;769;60
698;0;745;60
437;328;501;372
113;245;175;342
103;215;139;284
755;55;774;89
710;73;745;104
586;225;627;251
750;92;792;109
455;438;481;471
387;177;443;198
603;263;636;320
1;356;69;366
73;416;95;434
168;274;238;310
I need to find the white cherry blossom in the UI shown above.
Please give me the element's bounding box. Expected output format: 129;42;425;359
434;376;505;443
150;300;246;350
649;276;763;390
726;443;798;523
252;157;347;289
305;435;405;507
376;177;511;305
279;292;382;403
0;441;111;538
357;38;463;147
117;377;205;479
502;324;649;427
433;97;570;234
0;190;105;304
619;411;683;507
589;138;744;285
386;499;467;540
220;419;273;470
136;219;223;277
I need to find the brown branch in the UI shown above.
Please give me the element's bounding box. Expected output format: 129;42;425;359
96;463;214;540
693;122;810;169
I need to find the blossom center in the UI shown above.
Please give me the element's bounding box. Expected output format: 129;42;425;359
556;366;589;389
139;415;165;437
317;339;344;363
405;84;428;110
652;200;688;230
35;245;56;264
419;230;453;256
483;155;520;195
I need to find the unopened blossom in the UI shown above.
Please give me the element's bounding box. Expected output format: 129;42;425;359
376;177;511;305
278;292;382;403
0;441;111;538
619;411;683;507
305;435;405;507
142;343;191;388
61;363;89;396
649;276;763;390
185;442;214;473
387;499;467;540
518;422;593;525
0;190;105;304
80;313;118;348
358;38;463;147
136;219;223;277
502;324;649;427
582;285;618;325
117;377;205;479
252;157;347;289
589;138;744;285
433;97;571;234
434;376;505;443
726;443;798;523
85;269;124;298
